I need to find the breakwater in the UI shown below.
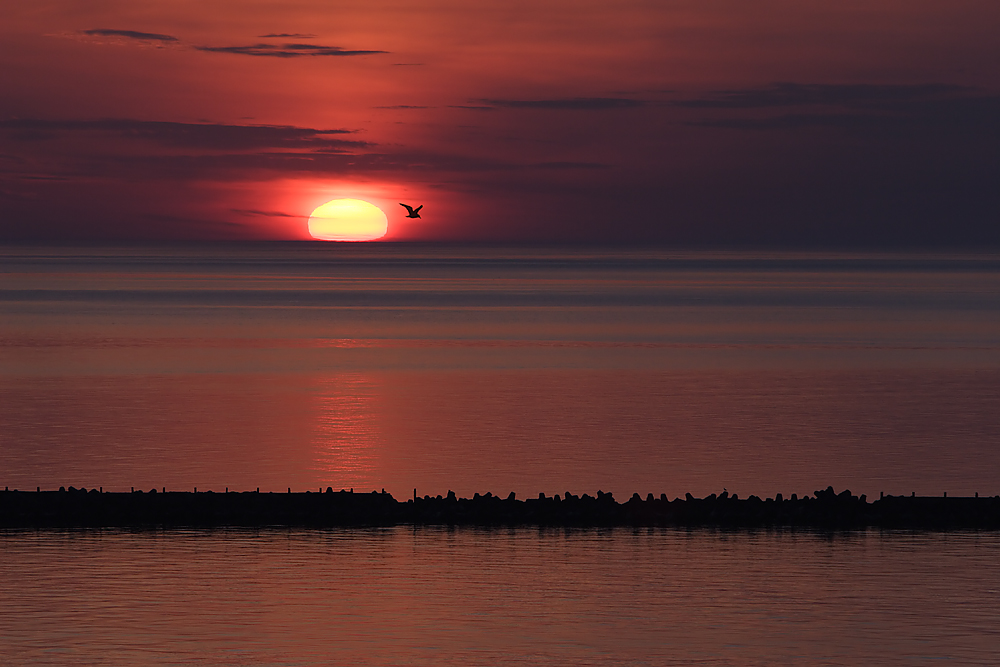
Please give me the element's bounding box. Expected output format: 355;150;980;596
3;486;1000;529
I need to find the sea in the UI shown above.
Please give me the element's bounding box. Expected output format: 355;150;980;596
2;243;999;663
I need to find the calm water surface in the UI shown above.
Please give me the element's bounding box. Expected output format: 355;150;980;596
1;244;998;498
2;528;999;665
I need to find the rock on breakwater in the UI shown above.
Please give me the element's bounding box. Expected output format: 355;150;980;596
1;486;999;529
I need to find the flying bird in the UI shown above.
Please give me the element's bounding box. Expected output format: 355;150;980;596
400;203;423;218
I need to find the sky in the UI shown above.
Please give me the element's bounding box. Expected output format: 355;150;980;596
2;0;999;245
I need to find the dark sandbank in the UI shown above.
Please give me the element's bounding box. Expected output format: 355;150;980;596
2;486;999;529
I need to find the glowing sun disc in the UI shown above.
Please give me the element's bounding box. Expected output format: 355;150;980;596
308;199;388;241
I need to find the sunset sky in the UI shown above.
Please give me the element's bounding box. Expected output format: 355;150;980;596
2;0;999;244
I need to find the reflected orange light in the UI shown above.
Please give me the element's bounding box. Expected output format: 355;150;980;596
308;199;388;241
312;373;381;490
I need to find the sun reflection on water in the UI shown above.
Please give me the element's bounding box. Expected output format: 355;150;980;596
311;373;382;490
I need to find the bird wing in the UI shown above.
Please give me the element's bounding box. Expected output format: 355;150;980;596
414;205;423;213
399;203;414;214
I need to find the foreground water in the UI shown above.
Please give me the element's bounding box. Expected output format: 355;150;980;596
2;528;999;665
2;244;999;498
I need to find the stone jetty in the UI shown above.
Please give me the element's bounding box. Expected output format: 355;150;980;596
1;486;999;529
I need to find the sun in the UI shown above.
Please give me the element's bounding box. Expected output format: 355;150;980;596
308;199;388;241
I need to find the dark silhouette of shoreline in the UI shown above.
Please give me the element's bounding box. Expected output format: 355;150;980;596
3;486;999;529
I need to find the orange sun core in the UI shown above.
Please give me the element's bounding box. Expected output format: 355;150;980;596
308;199;388;241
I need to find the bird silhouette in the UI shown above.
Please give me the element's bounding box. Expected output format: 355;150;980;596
400;203;423;218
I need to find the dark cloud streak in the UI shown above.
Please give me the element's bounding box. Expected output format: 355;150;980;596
111;150;513;177
80;29;179;42
195;43;387;57
0;119;369;152
682;83;1000;132
532;162;610;170
676;83;974;109
232;208;304;218
475;97;646;110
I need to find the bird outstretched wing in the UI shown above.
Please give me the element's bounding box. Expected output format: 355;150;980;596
399;203;415;214
413;205;423;213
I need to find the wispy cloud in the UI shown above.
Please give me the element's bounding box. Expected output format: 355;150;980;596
532;161;611;170
676;83;973;109
0;119;369;152
73;30;383;59
231;208;304;218
195;43;387;57
0;113;629;187
680;83;1000;131
474;97;646;110
0;117;524;179
80;29;179;42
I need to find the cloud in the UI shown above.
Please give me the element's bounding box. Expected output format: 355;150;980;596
680;83;1000;132
375;105;430;109
474;97;646;110
692;114;892;130
532;162;610;170
80;29;179;42
143;212;245;228
113;149;513;177
675;83;973;109
231;208;304;218
72;30;386;60
195;43;387;57
0;117;535;183
12;173;72;181
0;119;369;152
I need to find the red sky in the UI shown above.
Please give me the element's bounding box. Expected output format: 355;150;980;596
2;0;999;244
